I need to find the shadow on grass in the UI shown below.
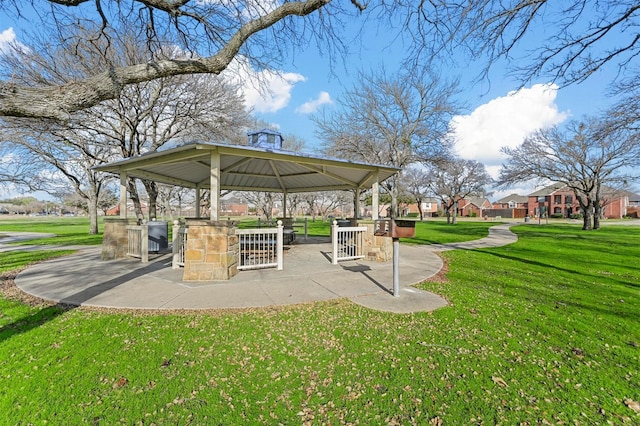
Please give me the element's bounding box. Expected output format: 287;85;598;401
0;254;170;343
477;248;640;290
0;303;74;344
470;249;640;321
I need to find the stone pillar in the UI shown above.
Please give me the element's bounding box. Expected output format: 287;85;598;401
359;221;393;262
102;217;139;260
182;219;239;281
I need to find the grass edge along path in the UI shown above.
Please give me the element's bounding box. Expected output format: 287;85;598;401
0;223;639;424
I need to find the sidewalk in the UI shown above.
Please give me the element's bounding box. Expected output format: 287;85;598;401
8;224;518;314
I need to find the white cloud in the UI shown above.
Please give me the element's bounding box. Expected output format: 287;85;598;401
0;27;17;53
451;83;568;176
295;91;332;114
223;56;306;113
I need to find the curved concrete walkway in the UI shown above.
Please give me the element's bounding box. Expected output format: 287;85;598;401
7;224;518;314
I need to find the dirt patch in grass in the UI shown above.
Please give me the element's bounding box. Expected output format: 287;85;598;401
0;270;58;308
425;253;450;284
0;267;329;318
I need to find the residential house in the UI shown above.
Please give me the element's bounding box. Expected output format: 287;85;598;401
527;183;639;219
403;198;439;217
493;193;529;209
457;196;492;218
106;202;149;217
220;198;249;217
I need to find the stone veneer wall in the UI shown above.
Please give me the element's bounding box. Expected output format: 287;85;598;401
183;219;239;281
102;217;139;260
358;221;393;262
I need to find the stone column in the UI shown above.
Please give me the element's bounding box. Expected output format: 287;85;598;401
182;219;239;281
102;217;139;260
359;221;393;262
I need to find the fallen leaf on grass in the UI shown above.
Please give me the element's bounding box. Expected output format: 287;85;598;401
114;377;129;388
492;376;508;387
625;399;640;412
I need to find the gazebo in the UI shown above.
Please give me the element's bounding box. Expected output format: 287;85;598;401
94;131;400;281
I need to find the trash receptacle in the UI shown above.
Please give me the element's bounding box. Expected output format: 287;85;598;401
524;216;531;223
336;219;350;227
148;220;168;252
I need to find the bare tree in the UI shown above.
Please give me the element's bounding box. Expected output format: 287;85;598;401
392;1;640;90
400;166;431;221
0;121;115;234
2;1;638;121
1;27;250;226
426;158;492;224
244;192;280;221
0;0;363;119
314;66;458;218
498;119;640;230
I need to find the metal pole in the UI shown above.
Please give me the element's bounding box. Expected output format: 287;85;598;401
393;237;400;297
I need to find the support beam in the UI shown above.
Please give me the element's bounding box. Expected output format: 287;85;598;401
119;171;128;218
195;186;201;218
283;191;287;218
372;180;379;220
210;150;220;221
355;188;361;219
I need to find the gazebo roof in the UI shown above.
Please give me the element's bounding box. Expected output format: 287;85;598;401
94;142;400;193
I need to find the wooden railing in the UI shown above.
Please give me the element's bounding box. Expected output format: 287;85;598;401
331;221;367;264
237;221;284;270
126;224;148;263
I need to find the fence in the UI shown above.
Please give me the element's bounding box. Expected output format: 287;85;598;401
237;221;284;270
331;221;367;264
172;222;187;269
126;224;148;263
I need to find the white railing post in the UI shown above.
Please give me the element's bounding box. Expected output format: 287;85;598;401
141;220;149;263
172;220;180;269
276;220;284;270
332;220;338;265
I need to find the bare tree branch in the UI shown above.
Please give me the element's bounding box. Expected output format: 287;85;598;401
0;0;337;119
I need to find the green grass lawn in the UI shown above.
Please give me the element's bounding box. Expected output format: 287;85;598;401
236;216;496;243
0;216;103;245
1;219;639;424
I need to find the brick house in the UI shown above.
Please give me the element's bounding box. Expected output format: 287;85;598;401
220;201;249;216
403;198;439;217
527;183;639;219
493;193;529;209
457;196;492;218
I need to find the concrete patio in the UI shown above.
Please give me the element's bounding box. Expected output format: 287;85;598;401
10;224;519;314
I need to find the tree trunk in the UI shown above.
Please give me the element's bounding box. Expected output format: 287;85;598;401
390;180;399;219
593;204;601;230
581;202;593;230
417;197;424;221
88;193;99;235
593;194;602;230
143;180;159;220
451;200;458;224
127;179;144;221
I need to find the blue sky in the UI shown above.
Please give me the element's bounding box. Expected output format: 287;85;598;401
228;20;619;199
0;5;628;200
